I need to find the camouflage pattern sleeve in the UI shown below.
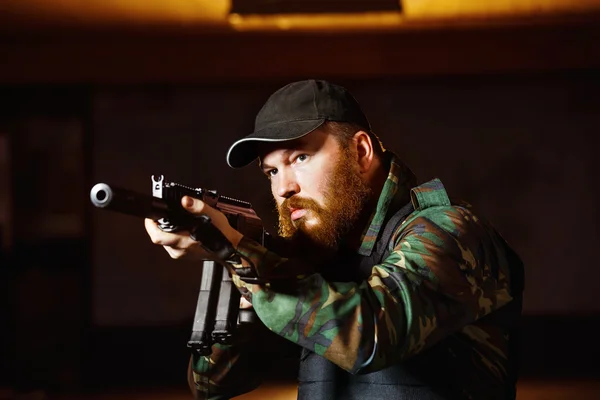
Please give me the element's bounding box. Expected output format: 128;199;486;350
366;203;514;369
233;203;514;374
188;342;263;400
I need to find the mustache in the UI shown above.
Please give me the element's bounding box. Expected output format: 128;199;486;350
278;196;322;217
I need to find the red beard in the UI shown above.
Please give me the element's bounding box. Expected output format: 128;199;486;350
277;147;372;252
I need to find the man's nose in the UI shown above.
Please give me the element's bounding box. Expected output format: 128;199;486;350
276;170;300;199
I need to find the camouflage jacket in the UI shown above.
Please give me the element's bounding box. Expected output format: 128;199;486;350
189;153;523;399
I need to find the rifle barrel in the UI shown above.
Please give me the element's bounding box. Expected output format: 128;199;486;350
90;183;170;220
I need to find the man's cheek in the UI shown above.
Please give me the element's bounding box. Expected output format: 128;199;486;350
316;181;335;209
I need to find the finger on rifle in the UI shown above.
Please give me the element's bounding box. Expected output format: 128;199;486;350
181;196;211;216
145;218;183;247
145;218;161;240
240;297;253;309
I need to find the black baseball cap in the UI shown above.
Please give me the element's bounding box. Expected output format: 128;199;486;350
226;79;371;168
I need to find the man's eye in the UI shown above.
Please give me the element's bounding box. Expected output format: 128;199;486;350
266;169;278;177
296;154;308;163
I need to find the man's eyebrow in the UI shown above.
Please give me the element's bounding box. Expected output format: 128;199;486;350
259;149;294;171
259;160;272;171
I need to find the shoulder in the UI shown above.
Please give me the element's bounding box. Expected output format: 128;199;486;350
391;177;483;245
402;202;481;238
387;180;499;274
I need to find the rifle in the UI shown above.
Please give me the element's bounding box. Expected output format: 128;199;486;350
90;175;265;356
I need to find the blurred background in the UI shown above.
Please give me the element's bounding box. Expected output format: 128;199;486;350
1;0;600;399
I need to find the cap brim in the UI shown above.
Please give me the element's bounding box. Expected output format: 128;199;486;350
226;119;325;168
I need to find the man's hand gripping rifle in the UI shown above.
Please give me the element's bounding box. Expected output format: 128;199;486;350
90;176;265;356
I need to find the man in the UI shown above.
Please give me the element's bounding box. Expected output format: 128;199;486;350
145;80;524;399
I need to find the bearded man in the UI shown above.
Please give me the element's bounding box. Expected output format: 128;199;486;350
145;80;524;400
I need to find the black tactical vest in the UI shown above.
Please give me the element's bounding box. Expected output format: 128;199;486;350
297;201;524;400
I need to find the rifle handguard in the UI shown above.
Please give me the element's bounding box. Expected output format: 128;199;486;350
189;214;238;262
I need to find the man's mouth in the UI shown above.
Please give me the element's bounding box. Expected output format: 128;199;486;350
290;208;307;221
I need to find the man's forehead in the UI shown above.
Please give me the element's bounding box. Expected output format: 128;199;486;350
257;127;330;163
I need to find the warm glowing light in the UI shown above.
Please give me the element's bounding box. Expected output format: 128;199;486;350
3;0;600;31
229;0;600;32
229;12;405;32
3;0;230;26
403;0;600;19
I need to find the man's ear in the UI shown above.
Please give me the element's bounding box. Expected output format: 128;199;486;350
353;131;375;174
